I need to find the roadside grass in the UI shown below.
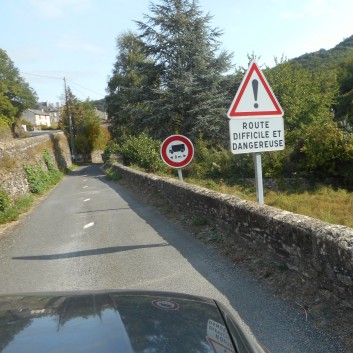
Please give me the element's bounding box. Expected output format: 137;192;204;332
184;176;353;228
0;195;34;224
266;187;353;228
185;177;257;201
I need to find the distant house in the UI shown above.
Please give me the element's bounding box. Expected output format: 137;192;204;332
22;109;51;128
38;102;61;126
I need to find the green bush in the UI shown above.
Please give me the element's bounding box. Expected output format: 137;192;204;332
114;133;167;173
0;188;10;212
105;166;122;181
24;151;63;194
0;115;13;141
43;150;63;184
104;140;121;157
0;195;34;224
192;138;253;180
24;164;50;194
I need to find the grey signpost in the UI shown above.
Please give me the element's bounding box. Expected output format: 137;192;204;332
227;61;284;204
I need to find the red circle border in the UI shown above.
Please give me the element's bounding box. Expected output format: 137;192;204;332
160;135;194;168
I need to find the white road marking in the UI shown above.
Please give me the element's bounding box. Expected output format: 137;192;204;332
83;186;88;189
83;198;90;202
83;222;94;229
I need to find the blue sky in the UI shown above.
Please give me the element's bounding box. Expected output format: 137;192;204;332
1;0;352;104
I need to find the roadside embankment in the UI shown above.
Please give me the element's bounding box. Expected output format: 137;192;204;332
0;132;72;197
109;162;353;307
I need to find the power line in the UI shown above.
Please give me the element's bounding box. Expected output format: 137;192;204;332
67;79;105;97
69;85;90;100
20;71;105;98
21;71;63;80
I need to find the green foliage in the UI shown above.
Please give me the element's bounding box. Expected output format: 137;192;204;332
290;36;353;134
93;125;111;151
290;35;353;71
192;216;207;226
104;140;121;156
0;49;37;126
115;133;166;172
299;121;353;184
43;150;63;182
105;11;353;186
60;90;109;156
0;195;34;224
106;32;156;140
107;0;232;144
105;166;122;181
192;138;253;180
24;151;63;194
0;188;10;212
0;115;12;140
260;59;351;180
335;57;353;131
265;60;337;132
23;164;48;194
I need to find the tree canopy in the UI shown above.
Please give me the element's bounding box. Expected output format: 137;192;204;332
60;88;110;158
105;1;353;186
106;0;233;144
0;49;37;135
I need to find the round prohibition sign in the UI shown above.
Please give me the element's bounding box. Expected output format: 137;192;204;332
160;134;194;168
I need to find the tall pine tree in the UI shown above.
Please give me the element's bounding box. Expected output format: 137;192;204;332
136;0;232;142
106;32;160;140
107;0;233;144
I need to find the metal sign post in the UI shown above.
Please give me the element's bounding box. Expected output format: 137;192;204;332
227;61;284;205
254;153;264;204
177;168;184;182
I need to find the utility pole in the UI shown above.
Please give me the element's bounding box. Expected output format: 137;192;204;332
63;77;75;161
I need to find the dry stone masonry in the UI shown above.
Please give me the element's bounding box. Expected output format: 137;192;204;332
0;132;72;197
110;163;353;307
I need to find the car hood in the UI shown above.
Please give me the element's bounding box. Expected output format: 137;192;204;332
0;290;269;353
0;290;239;353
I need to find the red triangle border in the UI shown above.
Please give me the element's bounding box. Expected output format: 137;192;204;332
228;61;283;118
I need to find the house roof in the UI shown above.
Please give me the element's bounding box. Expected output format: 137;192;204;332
26;109;50;116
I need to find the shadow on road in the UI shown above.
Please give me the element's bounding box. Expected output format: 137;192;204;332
12;243;170;261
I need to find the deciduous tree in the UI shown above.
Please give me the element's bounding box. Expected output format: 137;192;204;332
60;90;109;157
0;49;37;136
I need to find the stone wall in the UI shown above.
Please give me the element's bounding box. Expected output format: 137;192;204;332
0;132;72;197
110;163;353;306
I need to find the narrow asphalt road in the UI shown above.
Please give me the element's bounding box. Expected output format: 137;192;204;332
0;164;343;353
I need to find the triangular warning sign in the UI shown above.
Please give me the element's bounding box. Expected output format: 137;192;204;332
227;61;283;118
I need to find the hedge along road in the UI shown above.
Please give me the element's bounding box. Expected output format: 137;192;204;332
0;164;343;353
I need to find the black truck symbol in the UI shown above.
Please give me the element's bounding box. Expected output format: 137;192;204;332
169;143;185;154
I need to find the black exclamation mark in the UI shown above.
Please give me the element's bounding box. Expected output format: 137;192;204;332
252;79;259;109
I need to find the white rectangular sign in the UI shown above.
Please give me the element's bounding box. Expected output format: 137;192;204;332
229;116;285;154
